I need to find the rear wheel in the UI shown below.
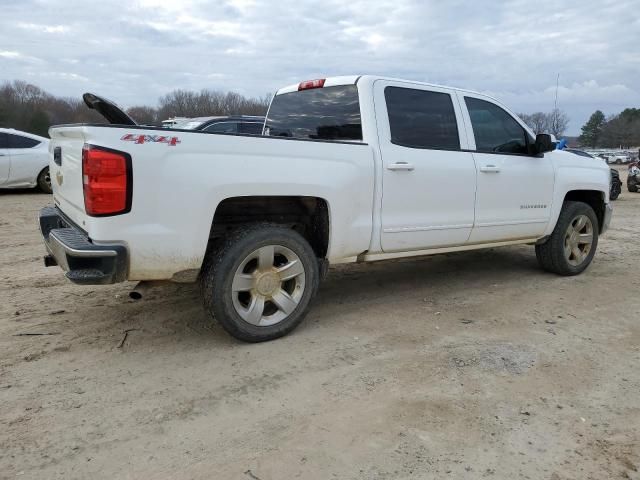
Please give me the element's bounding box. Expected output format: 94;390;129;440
535;201;599;276
37;167;52;194
200;224;319;342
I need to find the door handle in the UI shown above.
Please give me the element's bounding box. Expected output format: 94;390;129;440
479;164;500;173
387;162;415;171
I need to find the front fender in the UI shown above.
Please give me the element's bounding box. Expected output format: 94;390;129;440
544;165;609;236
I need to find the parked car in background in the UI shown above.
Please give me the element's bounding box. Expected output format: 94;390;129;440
161;117;189;128
0;128;51;193
628;163;640;192
176;115;265;134
565;148;599;159
610;169;622;200
605;153;631;164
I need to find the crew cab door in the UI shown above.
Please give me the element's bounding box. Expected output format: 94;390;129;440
0;133;9;184
375;81;477;252
458;93;554;243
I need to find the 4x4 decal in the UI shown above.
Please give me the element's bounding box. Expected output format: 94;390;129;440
121;134;181;146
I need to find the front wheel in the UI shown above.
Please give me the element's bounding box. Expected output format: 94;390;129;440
37;167;52;194
200;224;319;342
535;201;599;276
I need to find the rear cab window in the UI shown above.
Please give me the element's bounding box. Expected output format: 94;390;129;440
264;85;362;141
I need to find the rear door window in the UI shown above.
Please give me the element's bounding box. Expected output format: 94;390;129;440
384;86;460;150
265;85;362;141
239;122;264;135
8;134;40;148
203;122;238;134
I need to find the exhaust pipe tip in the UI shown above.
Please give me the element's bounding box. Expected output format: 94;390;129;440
129;291;143;300
128;280;168;301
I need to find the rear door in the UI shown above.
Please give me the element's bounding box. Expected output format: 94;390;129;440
0;133;9;184
6;133;46;184
375;81;477;252
458;93;554;243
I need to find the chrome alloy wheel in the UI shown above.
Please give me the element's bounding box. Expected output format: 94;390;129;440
563;214;594;266
231;245;306;326
44;168;51;189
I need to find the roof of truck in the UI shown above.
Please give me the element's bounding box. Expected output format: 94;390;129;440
275;75;492;99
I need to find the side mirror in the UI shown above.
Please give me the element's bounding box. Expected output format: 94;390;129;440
534;133;555;154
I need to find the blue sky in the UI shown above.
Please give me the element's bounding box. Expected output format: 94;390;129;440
1;0;638;134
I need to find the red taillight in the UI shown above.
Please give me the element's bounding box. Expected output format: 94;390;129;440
82;144;132;216
298;78;326;91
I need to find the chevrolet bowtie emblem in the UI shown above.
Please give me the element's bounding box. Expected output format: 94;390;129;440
55;170;63;186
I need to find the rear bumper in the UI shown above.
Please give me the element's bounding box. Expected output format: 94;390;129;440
39;206;128;285
602;203;613;234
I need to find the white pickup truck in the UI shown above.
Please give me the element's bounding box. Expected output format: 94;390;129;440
40;75;612;342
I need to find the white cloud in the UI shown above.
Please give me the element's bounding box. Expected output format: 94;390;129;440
17;23;69;34
0;0;638;134
0;50;43;63
0;50;22;59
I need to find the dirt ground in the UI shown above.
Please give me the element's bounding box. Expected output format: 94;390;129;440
1;167;639;480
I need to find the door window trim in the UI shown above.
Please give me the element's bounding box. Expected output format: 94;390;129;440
383;85;462;151
457;92;538;157
375;80;469;151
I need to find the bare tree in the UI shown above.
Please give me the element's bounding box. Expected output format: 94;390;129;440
127;106;158;125
0;80;272;136
157;88;270;120
518;111;549;134
547;108;569;137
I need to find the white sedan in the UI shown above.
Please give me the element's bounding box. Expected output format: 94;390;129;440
0;128;51;193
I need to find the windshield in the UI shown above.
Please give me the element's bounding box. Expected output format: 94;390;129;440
264;85;362;141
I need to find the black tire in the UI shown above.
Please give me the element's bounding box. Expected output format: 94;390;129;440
610;183;621;200
535;201;599;276
200;224;319;342
37;167;52;194
628;184;638;193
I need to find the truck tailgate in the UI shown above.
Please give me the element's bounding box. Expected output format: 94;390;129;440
48;126;87;226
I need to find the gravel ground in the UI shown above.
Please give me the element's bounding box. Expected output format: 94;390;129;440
1;167;639;479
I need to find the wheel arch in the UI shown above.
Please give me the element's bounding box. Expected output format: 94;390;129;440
205;195;331;263
562;190;607;234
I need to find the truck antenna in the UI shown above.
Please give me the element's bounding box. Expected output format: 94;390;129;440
554;73;559;111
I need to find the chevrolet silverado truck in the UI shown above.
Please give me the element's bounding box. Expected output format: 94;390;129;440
40;75;612;342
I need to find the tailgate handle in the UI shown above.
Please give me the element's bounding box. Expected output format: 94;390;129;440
53;147;62;166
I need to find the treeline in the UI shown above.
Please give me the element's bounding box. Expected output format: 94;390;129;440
518;109;570;137
0;81;104;137
0;80;271;137
578;109;640;148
